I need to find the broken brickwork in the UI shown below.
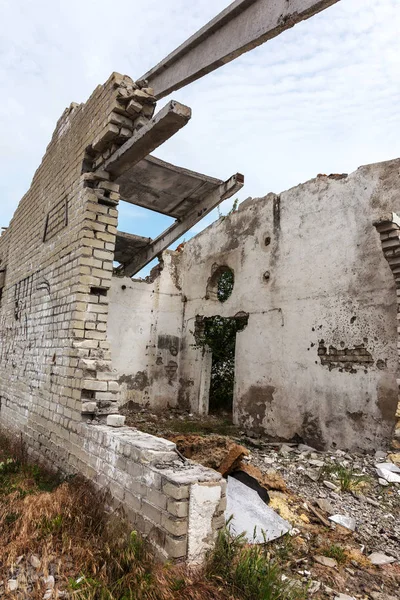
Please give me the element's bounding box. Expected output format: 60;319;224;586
0;73;224;563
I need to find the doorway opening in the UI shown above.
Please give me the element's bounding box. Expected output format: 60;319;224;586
195;313;248;416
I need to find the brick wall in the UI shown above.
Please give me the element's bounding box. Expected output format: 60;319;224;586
0;73;225;562
81;424;225;563
374;213;400;370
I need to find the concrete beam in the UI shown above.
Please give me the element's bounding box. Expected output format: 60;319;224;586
119;173;244;277
141;0;340;99
101;100;192;178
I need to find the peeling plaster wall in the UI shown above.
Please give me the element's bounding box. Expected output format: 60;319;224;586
176;159;400;451
108;252;184;409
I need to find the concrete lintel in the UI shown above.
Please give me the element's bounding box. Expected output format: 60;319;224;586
141;0;340;99
101;100;192;178
120;173;244;277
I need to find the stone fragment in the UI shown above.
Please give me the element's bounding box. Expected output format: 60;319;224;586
316;498;335;515
314;555;337;568
305;470;319;482
106;414;126;427
309;459;325;468
298;444;317;454
378;477;389;486
376;462;400;473
308;581;321;595
335;595;356;600
375;450;387;460
30;554;41;569
329;514;356;531
365;497;380;507
279;444;293;455
376;466;400;484
43;575;55;589
8;580;18;591
323;480;338;491
368;552;396;565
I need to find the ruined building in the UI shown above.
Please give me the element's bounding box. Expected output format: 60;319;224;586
0;0;398;563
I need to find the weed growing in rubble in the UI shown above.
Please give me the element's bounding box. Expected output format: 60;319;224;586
206;521;307;600
322;544;347;564
323;464;369;492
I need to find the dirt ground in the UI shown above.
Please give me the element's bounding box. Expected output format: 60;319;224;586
122;405;400;600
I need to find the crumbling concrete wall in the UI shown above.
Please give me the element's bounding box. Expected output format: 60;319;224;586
108;252;184;410
0;74;225;563
174;159;400;450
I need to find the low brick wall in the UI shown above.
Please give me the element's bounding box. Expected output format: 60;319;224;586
80;424;225;563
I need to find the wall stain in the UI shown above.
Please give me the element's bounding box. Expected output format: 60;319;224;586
300;413;325;450
119;370;149;391
377;375;398;423
177;377;194;410
238;385;274;433
157;334;179;356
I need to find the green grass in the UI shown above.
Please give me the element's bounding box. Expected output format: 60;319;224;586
167;418;239;437
323;464;369;492
206;520;307;600
322;544;347;564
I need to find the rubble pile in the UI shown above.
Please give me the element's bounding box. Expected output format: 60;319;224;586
124;407;400;599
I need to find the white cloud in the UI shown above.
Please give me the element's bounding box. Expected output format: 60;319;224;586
1;0;400;248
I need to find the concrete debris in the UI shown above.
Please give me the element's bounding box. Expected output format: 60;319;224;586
308;580;321;595
305;470;320;482
378;477;390;486
7;579;18;592
298;444;318;455
323;480;339;491
368;552;397;566
30;554;41;569
376;463;400;483
315;498;335;515
375;450;387;460
43;575;55;589
329;514;356;531
377;462;400;473
226;475;291;543
314;555;337;568
335;595;356;600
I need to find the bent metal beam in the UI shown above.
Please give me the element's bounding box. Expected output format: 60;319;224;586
140;0;340;99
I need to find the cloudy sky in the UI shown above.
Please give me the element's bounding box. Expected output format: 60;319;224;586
1;0;400;271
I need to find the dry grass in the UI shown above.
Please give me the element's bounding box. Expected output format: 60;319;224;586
0;435;307;600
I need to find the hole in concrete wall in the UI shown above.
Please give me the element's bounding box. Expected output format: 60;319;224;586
196;313;248;415
206;266;234;302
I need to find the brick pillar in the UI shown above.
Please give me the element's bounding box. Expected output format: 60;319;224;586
71;172;121;420
374;213;400;425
